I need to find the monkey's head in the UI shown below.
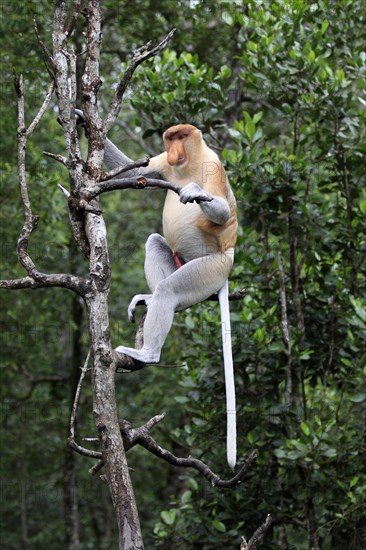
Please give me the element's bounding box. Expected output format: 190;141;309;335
163;124;202;166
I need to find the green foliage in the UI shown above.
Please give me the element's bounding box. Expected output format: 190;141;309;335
128;49;232;132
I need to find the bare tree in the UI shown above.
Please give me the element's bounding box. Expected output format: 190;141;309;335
1;2;270;548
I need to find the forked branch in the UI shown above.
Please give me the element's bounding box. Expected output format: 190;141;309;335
104;28;176;133
70;354;257;487
240;515;272;550
124;416;257;488
0;73;87;295
89;413;257;488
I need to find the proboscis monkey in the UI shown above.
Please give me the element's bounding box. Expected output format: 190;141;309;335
78;112;238;468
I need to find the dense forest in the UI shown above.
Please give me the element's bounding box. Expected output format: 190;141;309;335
0;1;365;548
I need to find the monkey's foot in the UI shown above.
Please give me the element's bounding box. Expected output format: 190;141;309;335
128;293;152;322
114;345;160;364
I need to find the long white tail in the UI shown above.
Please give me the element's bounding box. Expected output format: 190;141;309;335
218;280;237;470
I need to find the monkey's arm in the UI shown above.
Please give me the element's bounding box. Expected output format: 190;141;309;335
179;182;231;225
75;109;165;179
104;137;135;171
104;138;166;179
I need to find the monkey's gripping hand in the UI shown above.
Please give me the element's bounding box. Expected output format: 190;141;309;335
179;182;212;204
57;109;86;129
180;182;230;225
74;109;88;136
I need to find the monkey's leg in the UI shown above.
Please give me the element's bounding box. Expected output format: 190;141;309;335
126;233;177;322
115;252;232;363
144;233;177;291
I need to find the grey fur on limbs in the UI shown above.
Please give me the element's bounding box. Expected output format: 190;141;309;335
114;234;233;363
105;128;237;468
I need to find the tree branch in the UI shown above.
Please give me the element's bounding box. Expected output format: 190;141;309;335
43;151;69;166
83;176;212;202
0;273;89;295
3;72;89;297
69;350;90;443
68;350;103;459
27;80;55;136
208;288;247;302
33;15;53;65
114;350;145;372
278;250;293;414
99;157;151;181
104;28;176;133
241;514;272;549
89;413;258;488
64;0;83;42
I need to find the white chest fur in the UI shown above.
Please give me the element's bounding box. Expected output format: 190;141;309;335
162;191;205;260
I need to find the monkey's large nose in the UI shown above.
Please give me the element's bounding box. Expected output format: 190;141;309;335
167;144;186;166
167;148;179;166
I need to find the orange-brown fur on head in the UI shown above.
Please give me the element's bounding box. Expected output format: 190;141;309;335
163;124;201;166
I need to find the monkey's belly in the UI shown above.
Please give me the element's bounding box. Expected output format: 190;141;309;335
163;201;220;261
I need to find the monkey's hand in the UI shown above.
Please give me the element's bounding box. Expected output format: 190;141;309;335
182;182;231;224
179;182;212;204
75;109;85;125
57;109;86;129
74;109;89;137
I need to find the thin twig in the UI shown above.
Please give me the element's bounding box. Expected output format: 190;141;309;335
9;72;87;296
33;15;53;64
69;350;90;441
27;80;55;136
69;439;102;459
43;151;69;166
14;73;32;220
100;157;150;181
68;350;102;459
132;429;257;488
105;29;176;133
241;514;272;549
64;0;82;42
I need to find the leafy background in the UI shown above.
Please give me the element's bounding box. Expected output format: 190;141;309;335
0;1;365;548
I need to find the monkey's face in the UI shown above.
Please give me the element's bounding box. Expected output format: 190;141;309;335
163;124;201;166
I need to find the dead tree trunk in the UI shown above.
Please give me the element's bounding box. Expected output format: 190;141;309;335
52;2;145;546
0;3;270;549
